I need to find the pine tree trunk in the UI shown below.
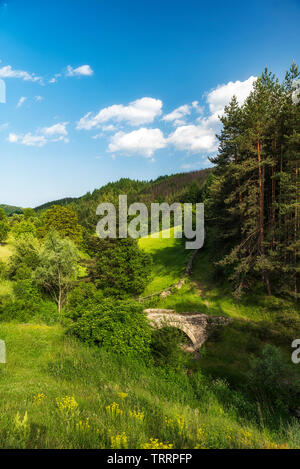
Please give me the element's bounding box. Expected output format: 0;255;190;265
258;139;264;250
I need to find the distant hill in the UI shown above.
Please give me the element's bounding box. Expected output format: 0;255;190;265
0;204;23;216
35;197;78;212
33;168;213;229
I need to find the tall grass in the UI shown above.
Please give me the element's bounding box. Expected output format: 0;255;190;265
0;322;297;449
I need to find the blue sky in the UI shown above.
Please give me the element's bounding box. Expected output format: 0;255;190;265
0;0;299;207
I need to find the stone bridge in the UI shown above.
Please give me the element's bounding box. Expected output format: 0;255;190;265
144;309;231;352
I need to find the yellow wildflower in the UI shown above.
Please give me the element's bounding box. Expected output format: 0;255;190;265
111;432;128;449
106;402;123;416
141;438;173;449
33;393;47;403
56;396;79;414
129;410;144;421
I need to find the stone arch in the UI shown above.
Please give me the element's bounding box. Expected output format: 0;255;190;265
159;320;197;346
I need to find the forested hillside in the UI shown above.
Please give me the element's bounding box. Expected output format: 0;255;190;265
34;169;212;230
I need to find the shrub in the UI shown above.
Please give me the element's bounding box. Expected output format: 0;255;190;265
9;235;40;280
0;260;8;280
246;344;300;414
150;326;190;369
0;279;58;324
86;236;151;297
66;299;152;358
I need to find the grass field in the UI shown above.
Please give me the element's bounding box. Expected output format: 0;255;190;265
0;322;298;449
138;226;191;296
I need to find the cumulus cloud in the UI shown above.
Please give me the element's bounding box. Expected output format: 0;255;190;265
167;124;217;154
16;96;27;108
163;104;192;125
66;65;94;77
108;128;166;157
162;101;203;126
8;122;69;147
0;64;41;82
167;76;257;154
78;76;257;158
206;76;257;116
41;122;68;137
77;97;163;129
8;132;46;147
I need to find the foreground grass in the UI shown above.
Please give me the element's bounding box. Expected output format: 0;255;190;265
138;226;190;296
0;322;298;449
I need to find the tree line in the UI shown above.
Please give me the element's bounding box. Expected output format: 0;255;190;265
207;63;299;298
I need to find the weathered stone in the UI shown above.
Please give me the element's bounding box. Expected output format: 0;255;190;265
144;309;231;351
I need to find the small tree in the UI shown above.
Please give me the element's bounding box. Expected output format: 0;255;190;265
35;231;79;312
38;205;82;244
9;235;40;280
0;220;9;244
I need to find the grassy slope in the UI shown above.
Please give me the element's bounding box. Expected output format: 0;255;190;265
0;232;299;448
156;245;300;387
138;226;190;296
0;322;296;449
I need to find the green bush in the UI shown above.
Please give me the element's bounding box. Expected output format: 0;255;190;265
66;283;103;319
246;344;300;414
0;260;8;280
150;326;190;369
0;279;58;324
66;298;152;357
86;236;151;297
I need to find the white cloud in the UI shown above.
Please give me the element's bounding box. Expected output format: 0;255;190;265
108;128;166;157
49;73;61;84
168;124;217;154
8;122;69;147
163;104;192;125
162;101;204;126
8;132;46;147
101;124;117;132
77;97;163;129
0;65;41;82
167;76;257;155
206;76;257;116
35;95;44;102
16;97;27;108
66;65;94;77
41;122;68;137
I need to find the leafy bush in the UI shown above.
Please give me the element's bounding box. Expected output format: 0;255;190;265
0;260;8;280
150;326;190;369
9;235;40;280
66;298;152;357
0;279;58;324
86;236;151;297
246;344;300;414
66;283;103;318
